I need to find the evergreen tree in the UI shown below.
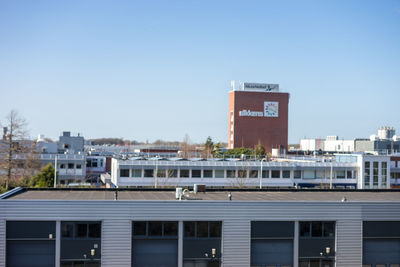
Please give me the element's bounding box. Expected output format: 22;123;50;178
30;163;55;188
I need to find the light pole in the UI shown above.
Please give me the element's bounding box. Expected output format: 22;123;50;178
54;154;58;188
260;158;266;189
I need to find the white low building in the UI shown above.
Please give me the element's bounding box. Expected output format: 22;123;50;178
110;154;391;189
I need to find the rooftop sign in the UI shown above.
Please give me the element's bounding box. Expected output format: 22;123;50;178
243;83;279;92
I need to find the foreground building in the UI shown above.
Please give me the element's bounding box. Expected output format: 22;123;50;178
0;187;399;267
228;81;289;152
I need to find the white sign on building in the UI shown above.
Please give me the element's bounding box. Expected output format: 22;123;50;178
264;102;279;117
238;101;279;118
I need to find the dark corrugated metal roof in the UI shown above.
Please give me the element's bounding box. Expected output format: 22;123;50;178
4;188;400;202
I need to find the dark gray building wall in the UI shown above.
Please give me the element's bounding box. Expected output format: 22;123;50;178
0;201;399;267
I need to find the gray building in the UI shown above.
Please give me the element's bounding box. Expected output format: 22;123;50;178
0;187;399;267
58;132;84;154
355;139;400;154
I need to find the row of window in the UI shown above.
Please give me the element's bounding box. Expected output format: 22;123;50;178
59;163;82;169
120;168;356;179
86;158;104;168
61;222;101;238
299;221;335;238
364;161;388;188
132;221;222;238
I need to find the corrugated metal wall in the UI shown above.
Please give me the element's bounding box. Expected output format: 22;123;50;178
0;220;5;267
222;220;250;267
101;219;132;267
336;220;362;266
0;200;399;267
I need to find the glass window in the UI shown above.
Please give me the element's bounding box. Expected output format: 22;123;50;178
60;164;65;169
180;169;189;178
215;170;224;178
133;222;147;236
157;169;166;178
336;170;345;179
192;169;201;178
120;169;129;177
76;223;87;238
88;223;101;238
323;222;335;237
226;170;236;178
164;222;178;236
209;222;221;237
61;223;73;237
92;159;98;167
249;170;258;178
167;169;177;178
311;222;322;237
68;163;74;169
148;221;162;236
132;169;142;177
238;170;247;178
184;222;195;237
197;221;208;237
203;169;213;178
316;170;325;179
262;170;269;178
76;164;82;169
303;170;315;179
271;170;280;178
373;162;379;186
294;170;302;179
346;170;353;178
300;222;310;237
144;169;154;177
282;170;290;178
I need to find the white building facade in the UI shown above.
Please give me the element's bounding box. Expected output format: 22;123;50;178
110;154;392;189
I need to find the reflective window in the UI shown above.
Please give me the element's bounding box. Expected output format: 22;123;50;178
197;221;208;237
184;222;195;237
76;223;87;238
132;169;141;177
192;169;201;178
203;169;213;178
144;169;153;177
271;170;280;178
133;222;146;236
148;221;162;236
215;170;224;178
180;169;189;178
167;169;177;178
226;170;236;178
282;170;290;178
120;169;129;177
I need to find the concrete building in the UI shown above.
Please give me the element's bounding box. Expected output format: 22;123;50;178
228;81;289;152
58;131;84;154
0;187;399;267
110;153;391;189
299;127;400;155
40;154;86;184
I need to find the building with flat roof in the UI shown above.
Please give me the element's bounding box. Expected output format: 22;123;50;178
0;187;399;267
110;153;391;189
228;81;289;152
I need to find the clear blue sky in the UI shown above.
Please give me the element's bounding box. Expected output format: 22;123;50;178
0;0;399;144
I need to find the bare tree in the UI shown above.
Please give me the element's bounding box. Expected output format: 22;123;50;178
0;110;36;190
180;134;192;158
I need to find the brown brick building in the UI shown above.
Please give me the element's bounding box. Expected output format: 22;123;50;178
228;82;289;153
